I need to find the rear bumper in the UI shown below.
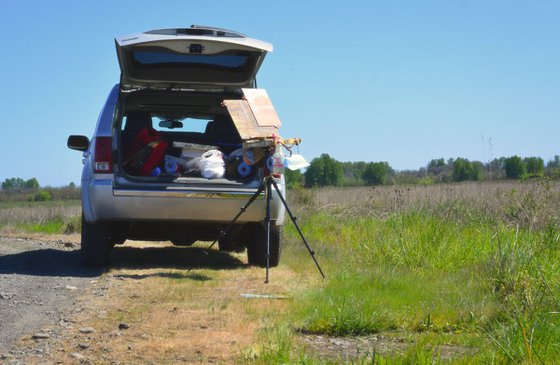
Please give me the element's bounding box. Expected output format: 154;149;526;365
81;178;285;225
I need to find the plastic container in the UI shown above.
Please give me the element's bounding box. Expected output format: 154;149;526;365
272;143;285;175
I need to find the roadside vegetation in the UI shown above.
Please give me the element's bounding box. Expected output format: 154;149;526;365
265;180;560;363
0;199;80;234
2;176;560;363
0;179;81;234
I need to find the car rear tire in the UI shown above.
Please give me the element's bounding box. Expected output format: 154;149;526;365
246;223;282;267
81;214;111;267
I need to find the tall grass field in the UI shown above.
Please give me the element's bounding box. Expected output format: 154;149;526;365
0;199;81;234
271;180;560;363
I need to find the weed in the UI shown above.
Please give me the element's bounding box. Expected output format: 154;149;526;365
278;181;560;363
0;200;80;234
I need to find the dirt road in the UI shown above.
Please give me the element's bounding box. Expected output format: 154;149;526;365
0;236;101;362
0;237;436;364
0;237;297;364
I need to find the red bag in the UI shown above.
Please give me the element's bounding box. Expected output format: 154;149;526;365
125;128;168;176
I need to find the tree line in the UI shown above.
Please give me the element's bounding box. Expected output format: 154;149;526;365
0;178;79;202
286;154;560;188
3;153;559;197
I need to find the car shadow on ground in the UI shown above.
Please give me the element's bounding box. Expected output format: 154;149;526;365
0;245;244;278
110;245;246;272
0;248;102;277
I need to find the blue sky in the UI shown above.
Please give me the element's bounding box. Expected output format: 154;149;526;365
0;1;558;186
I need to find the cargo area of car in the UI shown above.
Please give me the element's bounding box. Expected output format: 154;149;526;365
115;89;271;188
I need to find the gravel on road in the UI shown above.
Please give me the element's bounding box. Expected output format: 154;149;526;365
0;236;101;358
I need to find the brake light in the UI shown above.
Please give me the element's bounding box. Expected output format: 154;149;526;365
94;137;113;173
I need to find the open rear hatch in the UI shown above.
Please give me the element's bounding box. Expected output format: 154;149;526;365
115;26;272;90
115;88;282;191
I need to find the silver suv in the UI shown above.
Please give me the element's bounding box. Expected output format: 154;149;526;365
68;26;285;267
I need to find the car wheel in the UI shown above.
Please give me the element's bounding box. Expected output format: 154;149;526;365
81;213;111;267
246;223;282;267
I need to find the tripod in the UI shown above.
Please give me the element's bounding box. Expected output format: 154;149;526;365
191;175;325;283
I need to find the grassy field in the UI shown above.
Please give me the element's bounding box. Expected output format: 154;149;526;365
3;181;560;363
275;180;560;363
0;199;81;234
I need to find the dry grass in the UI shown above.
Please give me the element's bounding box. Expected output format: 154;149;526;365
24;241;309;364
0;201;81;234
0;203;80;225
290;180;560;230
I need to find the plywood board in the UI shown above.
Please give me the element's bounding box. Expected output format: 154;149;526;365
223;98;278;140
241;88;282;128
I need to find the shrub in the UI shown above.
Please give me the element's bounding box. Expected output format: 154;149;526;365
453;158;482;181
524;156;545;177
362;162;390;185
284;169;303;190
32;190;52;202
505;156;526;179
304;154;343;187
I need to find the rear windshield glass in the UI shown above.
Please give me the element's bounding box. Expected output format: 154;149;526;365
132;52;248;69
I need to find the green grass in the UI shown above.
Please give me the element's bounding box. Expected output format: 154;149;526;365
254;182;560;364
0;199;81;234
14;214;81;234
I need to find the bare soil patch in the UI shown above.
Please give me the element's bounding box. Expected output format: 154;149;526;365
0;235;101;360
10;241;302;364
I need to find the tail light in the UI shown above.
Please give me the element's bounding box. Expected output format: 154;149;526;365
94;137;113;173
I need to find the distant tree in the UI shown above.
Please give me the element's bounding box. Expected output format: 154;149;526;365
547;156;560;179
304;154;343;187
24;178;40;189
485;157;507;179
524;157;544;177
471;161;483;180
426;158;455;182
547;156;560;168
340;161;366;186
427;158;445;175
392;170;421;185
362;162;390;185
352;161;367;181
69;182;77;188
504;156;526;179
2;177;40;190
284;169;303;189
452;158;481;182
2;177;26;190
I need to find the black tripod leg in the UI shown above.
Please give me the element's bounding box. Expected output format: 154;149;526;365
271;178;326;279
264;177;273;283
188;184;265;272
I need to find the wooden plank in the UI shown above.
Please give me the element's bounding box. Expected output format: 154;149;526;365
241;88;282;128
223;99;278;140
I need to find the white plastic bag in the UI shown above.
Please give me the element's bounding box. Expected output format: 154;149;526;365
197;150;225;179
284;154;310;170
